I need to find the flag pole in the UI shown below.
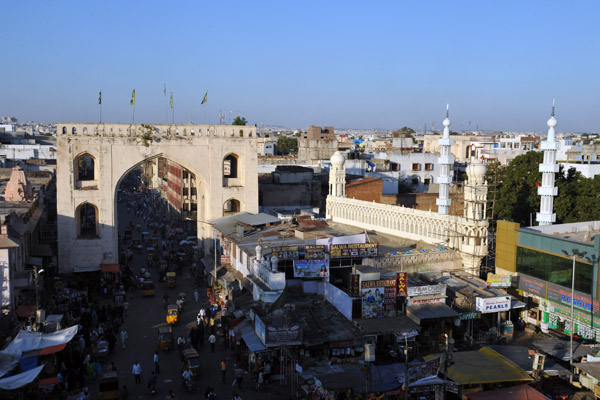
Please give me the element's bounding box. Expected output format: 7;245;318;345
132;104;135;123
164;83;168;124
99;90;102;123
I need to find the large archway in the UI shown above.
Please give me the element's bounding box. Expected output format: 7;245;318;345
56;123;259;273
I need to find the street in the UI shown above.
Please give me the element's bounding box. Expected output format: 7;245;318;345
87;181;292;400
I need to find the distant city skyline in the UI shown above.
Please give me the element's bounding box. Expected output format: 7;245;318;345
1;1;599;132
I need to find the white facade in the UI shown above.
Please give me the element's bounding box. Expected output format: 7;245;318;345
0;144;57;160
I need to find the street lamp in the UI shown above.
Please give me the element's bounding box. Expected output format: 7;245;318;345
32;266;45;310
561;248;587;369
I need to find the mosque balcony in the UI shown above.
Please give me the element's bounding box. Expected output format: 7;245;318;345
437;156;454;165
540;141;558;151
436;175;453;184
536;212;556;224
537;186;558;196
539;163;559;173
438;138;454;146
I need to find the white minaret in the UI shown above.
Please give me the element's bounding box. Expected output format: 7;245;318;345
436;104;454;215
329;151;346;197
536;101;559;226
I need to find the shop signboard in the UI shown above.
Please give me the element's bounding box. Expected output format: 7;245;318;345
459;311;479;320
396;330;420;340
396;272;407;296
486;273;512;288
516;274;546;298
293;259;329;278
265;323;302;347
271;246;300;260
545;299;600;330
408;298;443;305
407;284;446;297
350;274;360;297
407;356;441;385
476;296;511;313
361;279;397;318
305;245;326;259
547;282;600;318
255;314;266;345
330;243;378;259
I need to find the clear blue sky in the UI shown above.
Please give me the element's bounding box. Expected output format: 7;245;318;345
1;1;598;132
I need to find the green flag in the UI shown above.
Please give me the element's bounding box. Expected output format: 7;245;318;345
98;91;102;105
201;91;207;105
170;92;174;108
130;89;135;106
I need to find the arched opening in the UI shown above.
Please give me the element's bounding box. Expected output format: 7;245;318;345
77;203;98;238
223;154;239;187
223;199;241;216
62;127;67;135
76;154;95;181
72;127;77;135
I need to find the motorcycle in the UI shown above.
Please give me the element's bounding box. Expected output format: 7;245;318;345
149;383;157;396
182;377;193;393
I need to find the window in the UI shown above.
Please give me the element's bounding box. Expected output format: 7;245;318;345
516;247;592;294
78;203;98;238
412;163;421;171
424;178;431;184
425;163;434;171
223;199;241;216
62;127;67;134
223;154;238;179
76;154;95;181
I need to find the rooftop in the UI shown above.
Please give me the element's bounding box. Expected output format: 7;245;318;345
521;220;600;244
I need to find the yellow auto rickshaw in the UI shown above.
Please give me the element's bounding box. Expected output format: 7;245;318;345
180;348;201;378
99;372;119;400
142;280;155;297
158;326;174;351
166;304;179;325
166;272;176;288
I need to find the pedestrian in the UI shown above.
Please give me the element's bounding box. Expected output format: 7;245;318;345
229;328;236;349
123;300;129;316
210;316;215;334
121;328;128;349
234;365;244;390
194;288;199;303
153;351;160;374
209;334;216;353
132;361;142;384
121;385;128;400
221;359;227;383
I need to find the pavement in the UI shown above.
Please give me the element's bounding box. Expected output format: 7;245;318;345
84;189;293;400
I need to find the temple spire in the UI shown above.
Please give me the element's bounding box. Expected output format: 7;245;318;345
436;104;454;215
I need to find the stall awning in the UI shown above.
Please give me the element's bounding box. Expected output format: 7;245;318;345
407;303;458;324
0;365;44;390
22;343;67;358
510;298;526;309
73;265;101;273
355;316;420;335
101;264;119;274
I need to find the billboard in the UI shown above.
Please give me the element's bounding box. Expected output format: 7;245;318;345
361;279;397;318
305;245;326;259
516;274;546;298
476;296;511;313
407;356;441;385
396;272;407;296
486;273;512;288
546;282;600;318
330;243;378;259
407;284;446;297
350;274;360;297
271;246;300;260
265;323;302;346
293;259;329;278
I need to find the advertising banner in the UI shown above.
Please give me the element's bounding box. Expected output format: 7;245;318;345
330;243;378;259
546;282;600;318
361;279;397;318
486;273;512;288
476;296;511;313
293;259;329;278
407;356;441;385
305;245;326;259
516;274;546;298
350;274;360;297
396;272;407;296
265;324;302;346
271;246;300;260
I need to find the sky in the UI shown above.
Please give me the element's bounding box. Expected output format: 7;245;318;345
1;1;599;132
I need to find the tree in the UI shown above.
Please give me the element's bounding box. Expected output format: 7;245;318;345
232;116;247;126
399;126;415;134
276;136;298;154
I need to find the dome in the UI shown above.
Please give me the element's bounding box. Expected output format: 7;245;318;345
466;160;486;184
330;151;346;166
547;116;558;128
443;117;451;128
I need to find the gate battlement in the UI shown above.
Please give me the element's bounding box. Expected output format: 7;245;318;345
57;123;257;140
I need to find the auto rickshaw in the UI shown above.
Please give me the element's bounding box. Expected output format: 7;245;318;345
180;348;201;378
158;326;174;351
166;304;179;325
166;272;176;288
99;372;119;400
147;247;155;263
142;280;155;297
